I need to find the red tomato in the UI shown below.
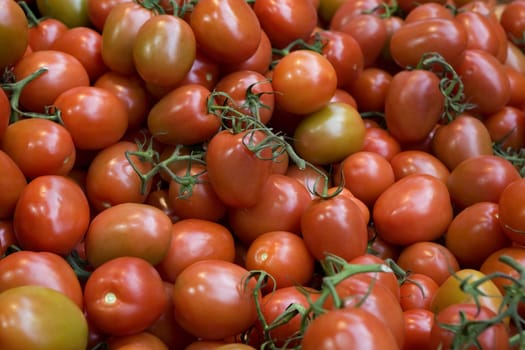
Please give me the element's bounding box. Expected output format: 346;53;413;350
285;163;332;200
205;129;272;208
348;253;401;300
245;230;315;291
0;89;9;141
403;2;454;22
190;0;261;63
156;218;236;283
403;309;435;350
399;273;439;311
301;191;368;262
503;66;525;109
272;50;337;115
107;332;168;350
13;175;90;255
172;259;260;340
0;221;16;257
498;178;525;245
347;67;392;112
133;15;196;87
0;250;83;308
0;150;27;219
1;118;76;179
389;150;450;183
500;0;525;50
228;174;312;245
361;126;401;161
396;241;460;286
253;0;317;49
0;0;29;70
384;69;444;144
373;174;453;246
87;0;132;31
484;106;525;150
221;30;272;76
445;202;511;269
84;256;168;336
174;50;221;91
479;247;525;297
28;18;68;52
13;50;90;113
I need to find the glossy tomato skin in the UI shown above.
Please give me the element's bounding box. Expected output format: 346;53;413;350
272;50;338;115
293;102;366;165
347;67;392;112
221;30;272;76
389;150;450;183
172;259;260;340
13;50;90;113
190;0;261;63
36;0;90;27
1;118;76;179
479;247;525;297
0;0;29;70
498;178;525;245
0;221;16;257
399;273;439;311
107;332;168;350
13;175;90;255
133;15;196;87
0;285;88;350
301;308;399;350
87;0;132;31
147;83;220;146
403;308;435;350
156;219;236;283
484;105;525;150
84;256;168;336
0;150;27;219
384;69;444;144
0;250;83;309
28;18;68;52
361;127;401;161
373;174;453;246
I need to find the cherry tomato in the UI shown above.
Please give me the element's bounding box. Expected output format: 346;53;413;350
28;18;68;52
293;102;366;165
0;285;88;350
0;0;29;70
156;218;236;283
172;259;260;340
190;0;261;64
498;178;525;245
84;256;168;336
13;175;90;255
0;150;27;219
272;50;337;115
399;273;439;311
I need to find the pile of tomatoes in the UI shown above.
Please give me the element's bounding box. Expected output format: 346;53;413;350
1;0;525;349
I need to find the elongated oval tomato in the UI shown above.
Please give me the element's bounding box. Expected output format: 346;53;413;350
205;129;272;209
373;174;453;246
133;15;196;87
190;0;261;63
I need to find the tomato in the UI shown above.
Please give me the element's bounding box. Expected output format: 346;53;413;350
28;18;68;52
348;254;401;300
505;41;525;75
0;285;88;350
403;308;435;350
213;69;275;125
447;155;521;210
498;178;525;245
500;0;525;50
84;256;167;336
0;88;8;141
94;71;150;131
228;174;312;245
0;150;26;219
431;114;494;170
36;0;90;28
301;308;399;349
484;106;525;150
430;303;510;350
446;202;511;269
156;218;235;283
1;118;76;179
360;126;401;161
334;151;395;207
133;15;196;88
205;129;272;209
87;0;132;32
190;0;261;64
301;190;368;262
172;259;260;340
347;67;392;113
0;250;83;308
293;102;366;165
396;241;460;286
285;163;332;199
318;0;347;23
253;0;317;49
245;230;314;291
221;30;272;76
384;69;444;144
0;221;16;257
101;3;153;75
13;175;90;255
430;269;504;316
107;332;168;350
272;50;337;115
50;26;108;83
390;18;467;68
399;273;439;311
454;49;510;116
373;174;453;246
13;50;90;113
479;247;525;296
0;0;29;70
503;66;525;109
85;141;153;212
389;150;450;183
328;88;357;108
403;3;454;22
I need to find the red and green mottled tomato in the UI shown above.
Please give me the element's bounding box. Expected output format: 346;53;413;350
272;50;338;115
0;0;29;70
0;150;27;219
0;285;88;350
293;102;366;165
36;0;90;27
13;175;90;255
84;256;168;336
373;174;453;246
133;15;196;87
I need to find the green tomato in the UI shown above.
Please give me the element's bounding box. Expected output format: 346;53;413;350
293;102;366;165
37;0;90;28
